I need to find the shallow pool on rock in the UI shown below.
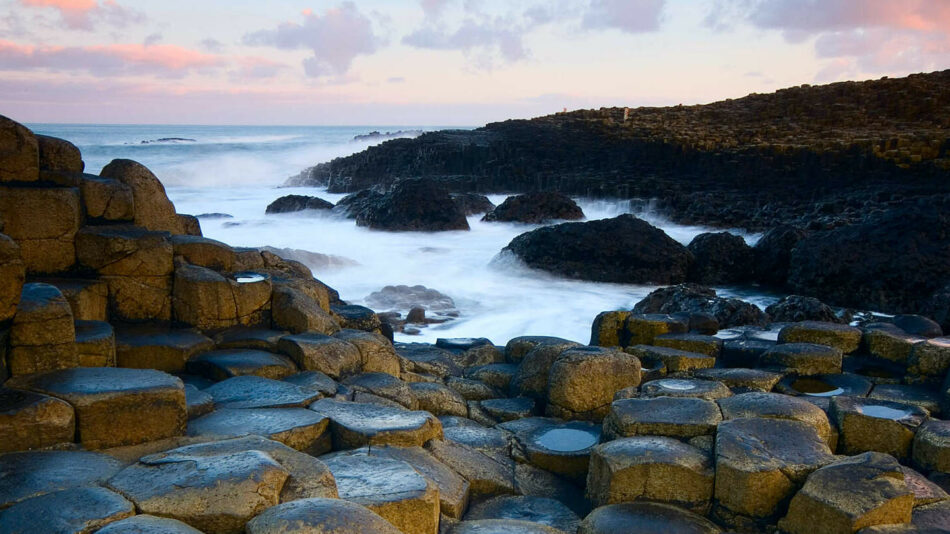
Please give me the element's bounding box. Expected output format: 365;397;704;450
534;428;600;452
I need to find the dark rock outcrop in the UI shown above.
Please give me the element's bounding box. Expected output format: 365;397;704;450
482;192;584;224
765;295;841;324
752;225;809;286
451;193;495;216
502;215;692;284
350;179;469;232
787;201;950;315
686;232;754;285
632;284;767;328
265;195;333;214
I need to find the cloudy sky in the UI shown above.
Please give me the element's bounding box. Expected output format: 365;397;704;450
1;0;948;125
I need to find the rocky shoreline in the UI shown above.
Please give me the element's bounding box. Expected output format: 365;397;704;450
2;111;950;534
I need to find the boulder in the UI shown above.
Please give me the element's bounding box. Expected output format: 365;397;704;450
787;204;950;315
482;192;584;223
99;159;183;234
5;367;187;449
831;397;929;461
686;232;755;285
366;284;457;313
245;498;402;534
0;233;25;323
79;175;135;221
36;135;82;173
107;447;289;534
545;346;642;421
0;449;124;509
714;418;834;519
8;282;78;375
893;315;943;339
587;436;714;512
578;502;722;534
633;284;767;328
187;408;330;454
0;388;75;453
502;214;692;284
265;194;334;214
778;452;913;534
0;185;81;273
603;396;722;439
356;178;469;231
452;193;495;215
322;453;440;534
753;225;809;286
0;486;134;534
331;304;382;332
309;398;443;449
0;115;39;183
766;295;841;323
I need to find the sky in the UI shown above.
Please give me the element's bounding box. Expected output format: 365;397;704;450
0;0;948;126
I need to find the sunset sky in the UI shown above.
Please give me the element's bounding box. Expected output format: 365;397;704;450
1;0;948;125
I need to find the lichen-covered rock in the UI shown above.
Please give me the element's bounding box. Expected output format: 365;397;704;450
718;392;836;448
760;342;843;376
603;396;722;440
115;326;213;373
778;452;913;534
335;329;400;376
509;339;581;399
778;321;862;353
100;159;183;234
862;323;926;365
912;419;950;473
545;346;641;421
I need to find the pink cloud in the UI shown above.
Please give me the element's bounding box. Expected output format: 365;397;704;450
19;0;144;30
0;40;223;76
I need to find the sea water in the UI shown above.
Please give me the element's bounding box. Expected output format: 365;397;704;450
30;124;778;345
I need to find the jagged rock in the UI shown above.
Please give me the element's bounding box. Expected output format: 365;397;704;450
912;419;950;473
115;326;213;373
767;295;842;323
482;192;584;223
6;367;186;449
718;392;836;448
356;178;469;232
188;408;330;454
0;486;134;534
0;115;39;183
0;233;25;323
603;396;722;440
265;194;334;214
587;436;714;512
366;285;456;313
75;225;174;321
503;215;692;284
0;185;81;273
100;159;183;234
36;135;82;173
778;321;862;354
863;323;926;364
714;418;834;519
779;452;913;534
452;193;495;215
245;498;402;534
686;232;754;285
753;225;809;286
760;342;844;376
107;447;289;534
0;388;74;453
322;452;440;534
831;397;929;461
309;398;442;448
640;378;732;401
578;502;722;534
278;332;362;379
545;346;641;421
96;515;205;534
0;449;124;508
633;284;767;328
693;367;783;392
74;320;115;367
8;282;77;375
271;286;340;335
187;349;297;380
465;495;580;533
335;329;400;376
788;204;950;315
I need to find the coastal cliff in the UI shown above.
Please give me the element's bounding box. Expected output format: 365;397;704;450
292;70;950;230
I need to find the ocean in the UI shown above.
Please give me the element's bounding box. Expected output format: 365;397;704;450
29;124;777;345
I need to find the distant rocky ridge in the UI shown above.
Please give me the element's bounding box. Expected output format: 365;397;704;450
290;70;950;231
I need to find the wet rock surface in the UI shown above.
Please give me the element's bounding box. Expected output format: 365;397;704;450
482;192;584;224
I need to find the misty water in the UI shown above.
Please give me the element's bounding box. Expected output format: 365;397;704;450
32;124;778;346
